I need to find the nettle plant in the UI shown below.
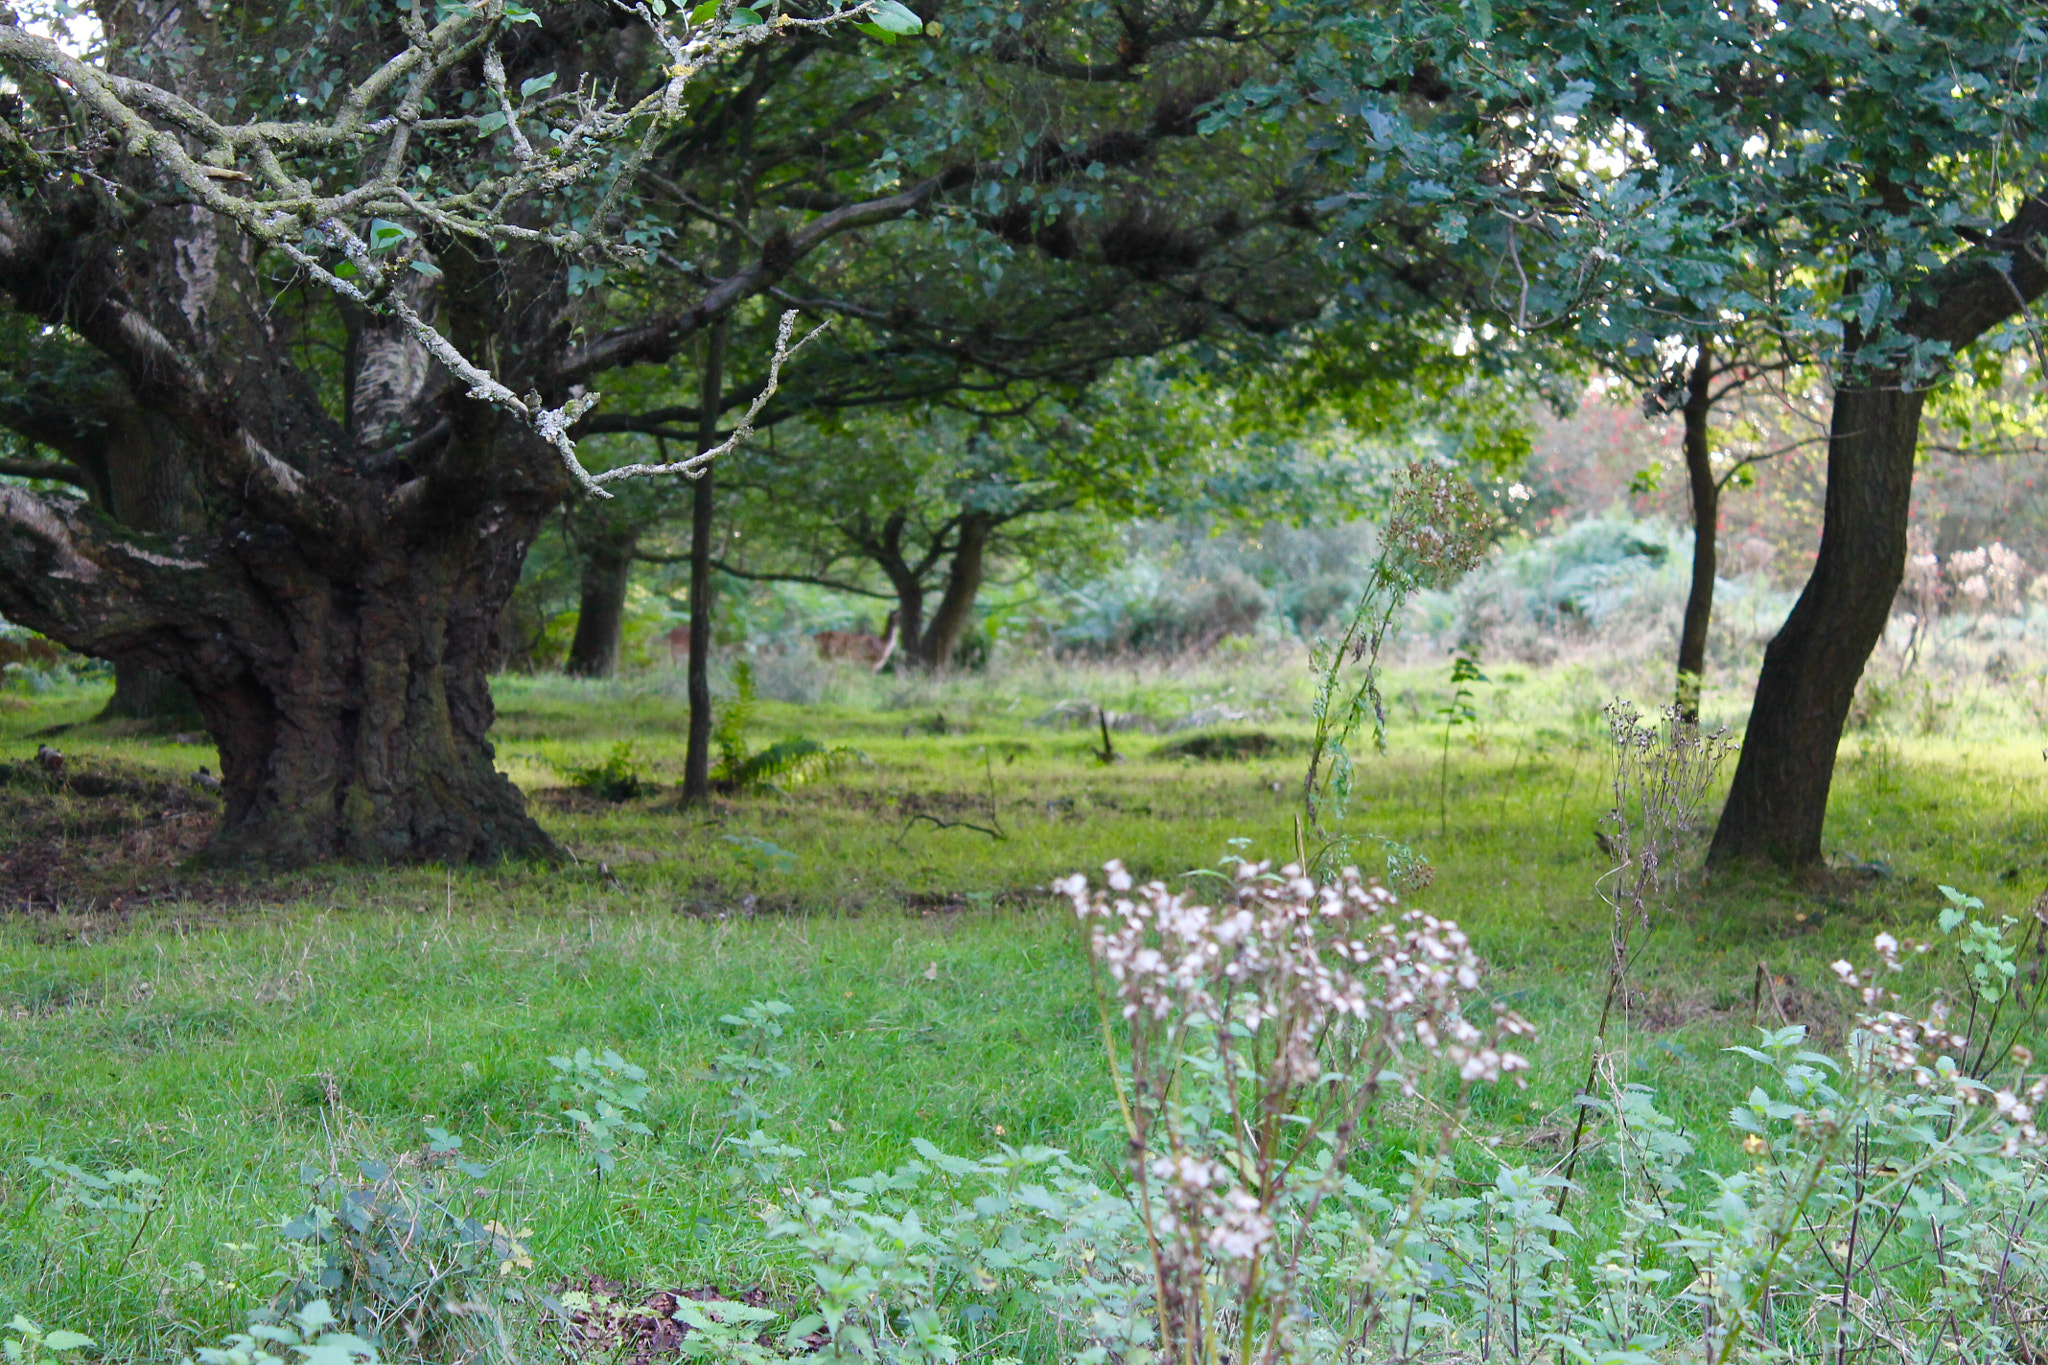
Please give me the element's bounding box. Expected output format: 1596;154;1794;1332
20;1158;164;1275
277;1132;529;1357
545;1046;655;1178
711;999;798;1135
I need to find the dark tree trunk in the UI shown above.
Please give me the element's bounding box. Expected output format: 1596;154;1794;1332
879;546;927;666
565;531;639;678
1708;194;2048;869
682;320;727;806
1675;342;1716;723
915;511;993;669
199;523;555;867
847;508;931;670
0;486;559;867
96;404;204;721
100;659;200;722
1706;384;1924;868
889;576;926;665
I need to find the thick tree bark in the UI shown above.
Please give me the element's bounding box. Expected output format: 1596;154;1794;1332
1709;195;2048;869
915;511;994;669
565;531;639;678
0;169;569;866
1675;342;1716;723
683;321;728;806
0;487;558;867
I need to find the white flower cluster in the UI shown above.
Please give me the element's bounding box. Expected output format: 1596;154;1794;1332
1833;935;2045;1153
1138;1151;1279;1262
1057;860;1533;1088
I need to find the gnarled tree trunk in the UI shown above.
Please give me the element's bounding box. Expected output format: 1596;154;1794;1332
0;483;557;867
0;129;570;866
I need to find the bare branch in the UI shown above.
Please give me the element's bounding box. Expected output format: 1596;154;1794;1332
0;458;92;488
585;310;830;488
0;0;880;494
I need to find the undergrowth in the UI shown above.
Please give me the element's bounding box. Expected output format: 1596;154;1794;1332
1;659;2046;1362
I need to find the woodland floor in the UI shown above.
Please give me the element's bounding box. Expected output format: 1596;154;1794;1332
0;655;2042;1359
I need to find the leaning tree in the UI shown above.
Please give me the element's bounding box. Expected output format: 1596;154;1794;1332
1278;0;2048;869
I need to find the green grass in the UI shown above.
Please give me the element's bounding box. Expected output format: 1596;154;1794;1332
0;655;2041;1359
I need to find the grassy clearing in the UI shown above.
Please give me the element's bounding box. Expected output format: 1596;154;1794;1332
0;653;2041;1358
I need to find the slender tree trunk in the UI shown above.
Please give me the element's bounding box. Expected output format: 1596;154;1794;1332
565;531;639;678
1675;342;1716;723
682;320;727;806
1706;382;1925;868
884;572;926;666
915;511;993;669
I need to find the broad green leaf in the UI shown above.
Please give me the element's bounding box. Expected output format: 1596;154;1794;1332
520;72;558;98
869;0;921;33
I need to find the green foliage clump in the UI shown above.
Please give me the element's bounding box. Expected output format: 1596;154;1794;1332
561;741;647;802
715;661;863;791
276;1136;520;1356
21;1159;162;1275
710;999;796;1132
187;1300;379;1365
545;1047;653;1178
2;1316;93;1365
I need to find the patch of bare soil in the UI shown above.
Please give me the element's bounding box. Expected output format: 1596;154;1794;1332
1622;965;1845;1043
561;1277;816;1364
0;755;292;919
529;784;672;815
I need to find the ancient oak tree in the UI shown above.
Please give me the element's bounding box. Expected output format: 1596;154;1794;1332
0;0;897;865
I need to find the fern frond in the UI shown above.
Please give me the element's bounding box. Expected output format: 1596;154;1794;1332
730;739;864;791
